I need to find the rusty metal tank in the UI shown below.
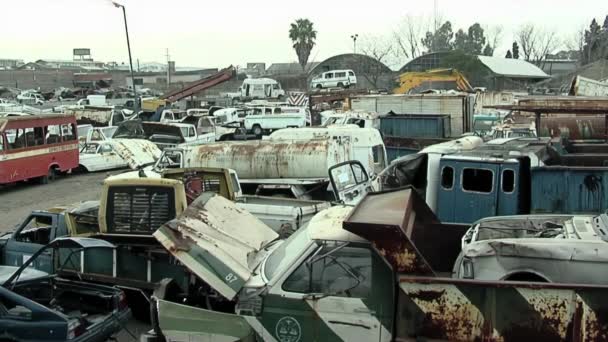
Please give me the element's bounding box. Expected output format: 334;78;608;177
190;139;349;179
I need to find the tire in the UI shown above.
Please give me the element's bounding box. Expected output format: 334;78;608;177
252;125;263;137
316;84;322;89
40;167;56;184
337;82;344;88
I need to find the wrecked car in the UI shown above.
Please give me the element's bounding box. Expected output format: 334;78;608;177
147;181;608;342
453;214;608;283
0;237;130;342
78;139;160;172
113;120;191;150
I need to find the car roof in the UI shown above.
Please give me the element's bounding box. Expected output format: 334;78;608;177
307;206;367;243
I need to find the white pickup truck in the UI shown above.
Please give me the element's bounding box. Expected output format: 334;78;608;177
166;123;215;146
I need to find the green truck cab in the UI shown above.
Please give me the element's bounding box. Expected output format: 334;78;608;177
149;167;608;341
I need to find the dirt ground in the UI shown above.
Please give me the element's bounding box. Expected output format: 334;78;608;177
0;171;111;230
0;171;151;341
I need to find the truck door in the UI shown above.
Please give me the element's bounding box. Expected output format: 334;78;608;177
329;161;372;205
4;213;57;273
437;160;500;223
497;162;521;216
264;242;393;341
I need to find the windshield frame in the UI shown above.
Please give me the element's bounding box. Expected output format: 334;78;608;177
262;227;314;283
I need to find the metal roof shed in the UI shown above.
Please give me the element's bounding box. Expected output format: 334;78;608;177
478;56;550;79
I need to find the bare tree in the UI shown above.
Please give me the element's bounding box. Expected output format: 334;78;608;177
359;35;395;89
485;25;504;52
565;25;586;54
516;23;560;68
393;15;427;60
516;24;538;61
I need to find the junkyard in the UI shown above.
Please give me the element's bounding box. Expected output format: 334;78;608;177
5;1;608;341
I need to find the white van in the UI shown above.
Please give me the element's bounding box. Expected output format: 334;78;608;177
239;78;285;99
310;69;357;89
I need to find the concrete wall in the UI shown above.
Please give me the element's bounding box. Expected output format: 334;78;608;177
0;69;75;90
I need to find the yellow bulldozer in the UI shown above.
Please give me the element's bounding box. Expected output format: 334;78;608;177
393;68;474;94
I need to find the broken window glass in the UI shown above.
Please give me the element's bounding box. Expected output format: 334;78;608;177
282;244;371;298
15;215;53;245
441;167;454;190
462;168;493;193
502;169;515;193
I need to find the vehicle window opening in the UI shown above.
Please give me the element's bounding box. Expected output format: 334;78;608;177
372;145;385;167
12;129;25;149
0;134;4;152
441;167;454;190
462;168;493;193
502;169;515;193
0;296;33;319
46;125;61;144
282;243;372;298
15;216;53;245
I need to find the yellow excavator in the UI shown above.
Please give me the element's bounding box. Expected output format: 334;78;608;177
393;68;474;94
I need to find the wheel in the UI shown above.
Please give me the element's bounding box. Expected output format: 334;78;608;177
337;82;344;88
316;84;322;89
40;168;56;184
252;125;263;137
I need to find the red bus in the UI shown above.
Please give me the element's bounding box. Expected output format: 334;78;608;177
0;114;79;185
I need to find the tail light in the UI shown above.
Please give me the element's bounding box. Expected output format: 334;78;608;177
67;319;85;340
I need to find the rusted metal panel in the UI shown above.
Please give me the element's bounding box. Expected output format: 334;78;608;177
194;139;338;179
163;66;235;103
569;76;608;97
538;116;607;140
397;277;608;341
531;167;608;214
343;188;441;275
487;97;608;114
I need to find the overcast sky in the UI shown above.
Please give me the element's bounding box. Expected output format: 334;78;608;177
2;0;607;70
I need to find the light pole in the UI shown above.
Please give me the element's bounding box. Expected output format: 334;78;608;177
351;34;359;54
113;1;139;114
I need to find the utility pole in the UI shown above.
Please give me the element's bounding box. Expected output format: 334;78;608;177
166;48;171;87
113;1;139;114
351;34;359;54
434;0;439;32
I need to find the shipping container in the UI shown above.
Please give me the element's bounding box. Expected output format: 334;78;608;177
351;94;474;136
380;114;451;138
531;166;608;214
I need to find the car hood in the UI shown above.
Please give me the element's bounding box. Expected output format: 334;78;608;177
0;266;48;283
154;193;278;300
112;139;162;169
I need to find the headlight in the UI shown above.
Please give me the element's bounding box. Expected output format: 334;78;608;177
462;258;474;279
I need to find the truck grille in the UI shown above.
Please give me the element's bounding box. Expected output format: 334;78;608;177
107;186;176;234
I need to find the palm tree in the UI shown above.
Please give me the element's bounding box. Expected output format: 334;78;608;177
289;19;317;71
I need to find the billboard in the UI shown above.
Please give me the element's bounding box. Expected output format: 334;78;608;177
73;48;91;56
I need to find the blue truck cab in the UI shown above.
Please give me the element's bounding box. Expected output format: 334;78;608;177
435;138;553;224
